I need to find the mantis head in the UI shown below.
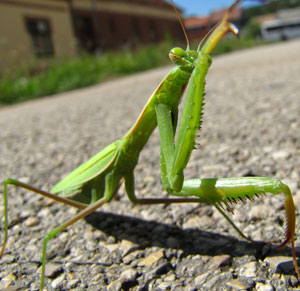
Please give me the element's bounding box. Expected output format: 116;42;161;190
168;0;241;69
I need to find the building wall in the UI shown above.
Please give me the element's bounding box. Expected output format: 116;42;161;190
0;0;77;72
73;8;182;51
0;0;183;72
72;0;178;20
72;0;183;51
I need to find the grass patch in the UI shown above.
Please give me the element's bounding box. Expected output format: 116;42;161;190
0;42;172;105
0;37;266;105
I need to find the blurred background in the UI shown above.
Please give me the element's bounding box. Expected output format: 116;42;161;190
0;0;300;105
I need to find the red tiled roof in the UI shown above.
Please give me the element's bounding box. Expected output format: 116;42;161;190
184;17;209;28
209;6;242;23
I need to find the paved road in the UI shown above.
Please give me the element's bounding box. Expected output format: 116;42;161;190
0;39;300;290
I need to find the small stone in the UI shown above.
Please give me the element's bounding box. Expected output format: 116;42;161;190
195;272;210;286
66;278;80;289
255;282;275;291
123;250;143;264
202;271;222;289
1;254;15;264
264;256;295;274
51;274;65;289
0;273;16;289
138;250;164;267
226;278;253;290
24;216;40;227
119;239;138;256
272;150;291;160
44;263;62;278
107;280;122;291
157;281;172;290
239;261;257;278
211;255;231;269
120;268;138;283
37;207;51;218
182;216;200;229
105;243;120;253
164;272;176;282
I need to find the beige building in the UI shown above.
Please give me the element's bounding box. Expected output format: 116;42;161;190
0;0;183;73
0;0;77;71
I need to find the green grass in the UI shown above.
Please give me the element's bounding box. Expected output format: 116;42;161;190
0;37;265;105
0;42;172;105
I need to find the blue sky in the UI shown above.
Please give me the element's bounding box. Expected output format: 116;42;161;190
173;0;258;17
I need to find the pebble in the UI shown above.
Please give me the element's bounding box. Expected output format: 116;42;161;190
239;261;257;278
24;216;40;227
123;250;143;264
163;272;176;282
272;150;291;160
50;274;65;289
156;281;172;290
119;239;139;256
226;278;253;290
211;254;231;269
44;263;62;278
107;280;122;291
0;273;16;289
255;282;275;291
119;268;138;283
194;272;210;286
264;256;295;274
182;216;203;229
138;250;164;267
66;278;80;289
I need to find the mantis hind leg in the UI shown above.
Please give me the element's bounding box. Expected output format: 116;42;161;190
1;176;118;289
0;178;87;258
39;197;108;289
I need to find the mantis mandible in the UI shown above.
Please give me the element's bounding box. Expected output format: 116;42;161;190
1;0;299;289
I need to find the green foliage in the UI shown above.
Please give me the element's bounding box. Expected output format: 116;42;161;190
243;21;262;39
0;36;266;105
0;42;172;105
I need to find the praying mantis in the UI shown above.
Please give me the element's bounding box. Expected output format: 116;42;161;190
1;0;299;289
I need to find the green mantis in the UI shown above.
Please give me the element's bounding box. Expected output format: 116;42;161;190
1;0;299;289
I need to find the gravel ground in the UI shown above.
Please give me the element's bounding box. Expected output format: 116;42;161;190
0;39;300;291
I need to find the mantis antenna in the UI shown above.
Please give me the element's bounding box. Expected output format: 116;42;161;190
170;0;190;49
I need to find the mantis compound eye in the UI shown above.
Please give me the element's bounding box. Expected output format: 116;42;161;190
169;47;186;65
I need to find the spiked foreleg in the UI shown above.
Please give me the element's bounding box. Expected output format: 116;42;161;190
174;177;299;279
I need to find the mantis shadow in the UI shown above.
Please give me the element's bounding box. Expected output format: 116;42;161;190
85;209;298;276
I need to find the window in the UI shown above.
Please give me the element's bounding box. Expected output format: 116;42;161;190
25;18;54;57
109;18;116;34
132;19;141;44
148;20;158;42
